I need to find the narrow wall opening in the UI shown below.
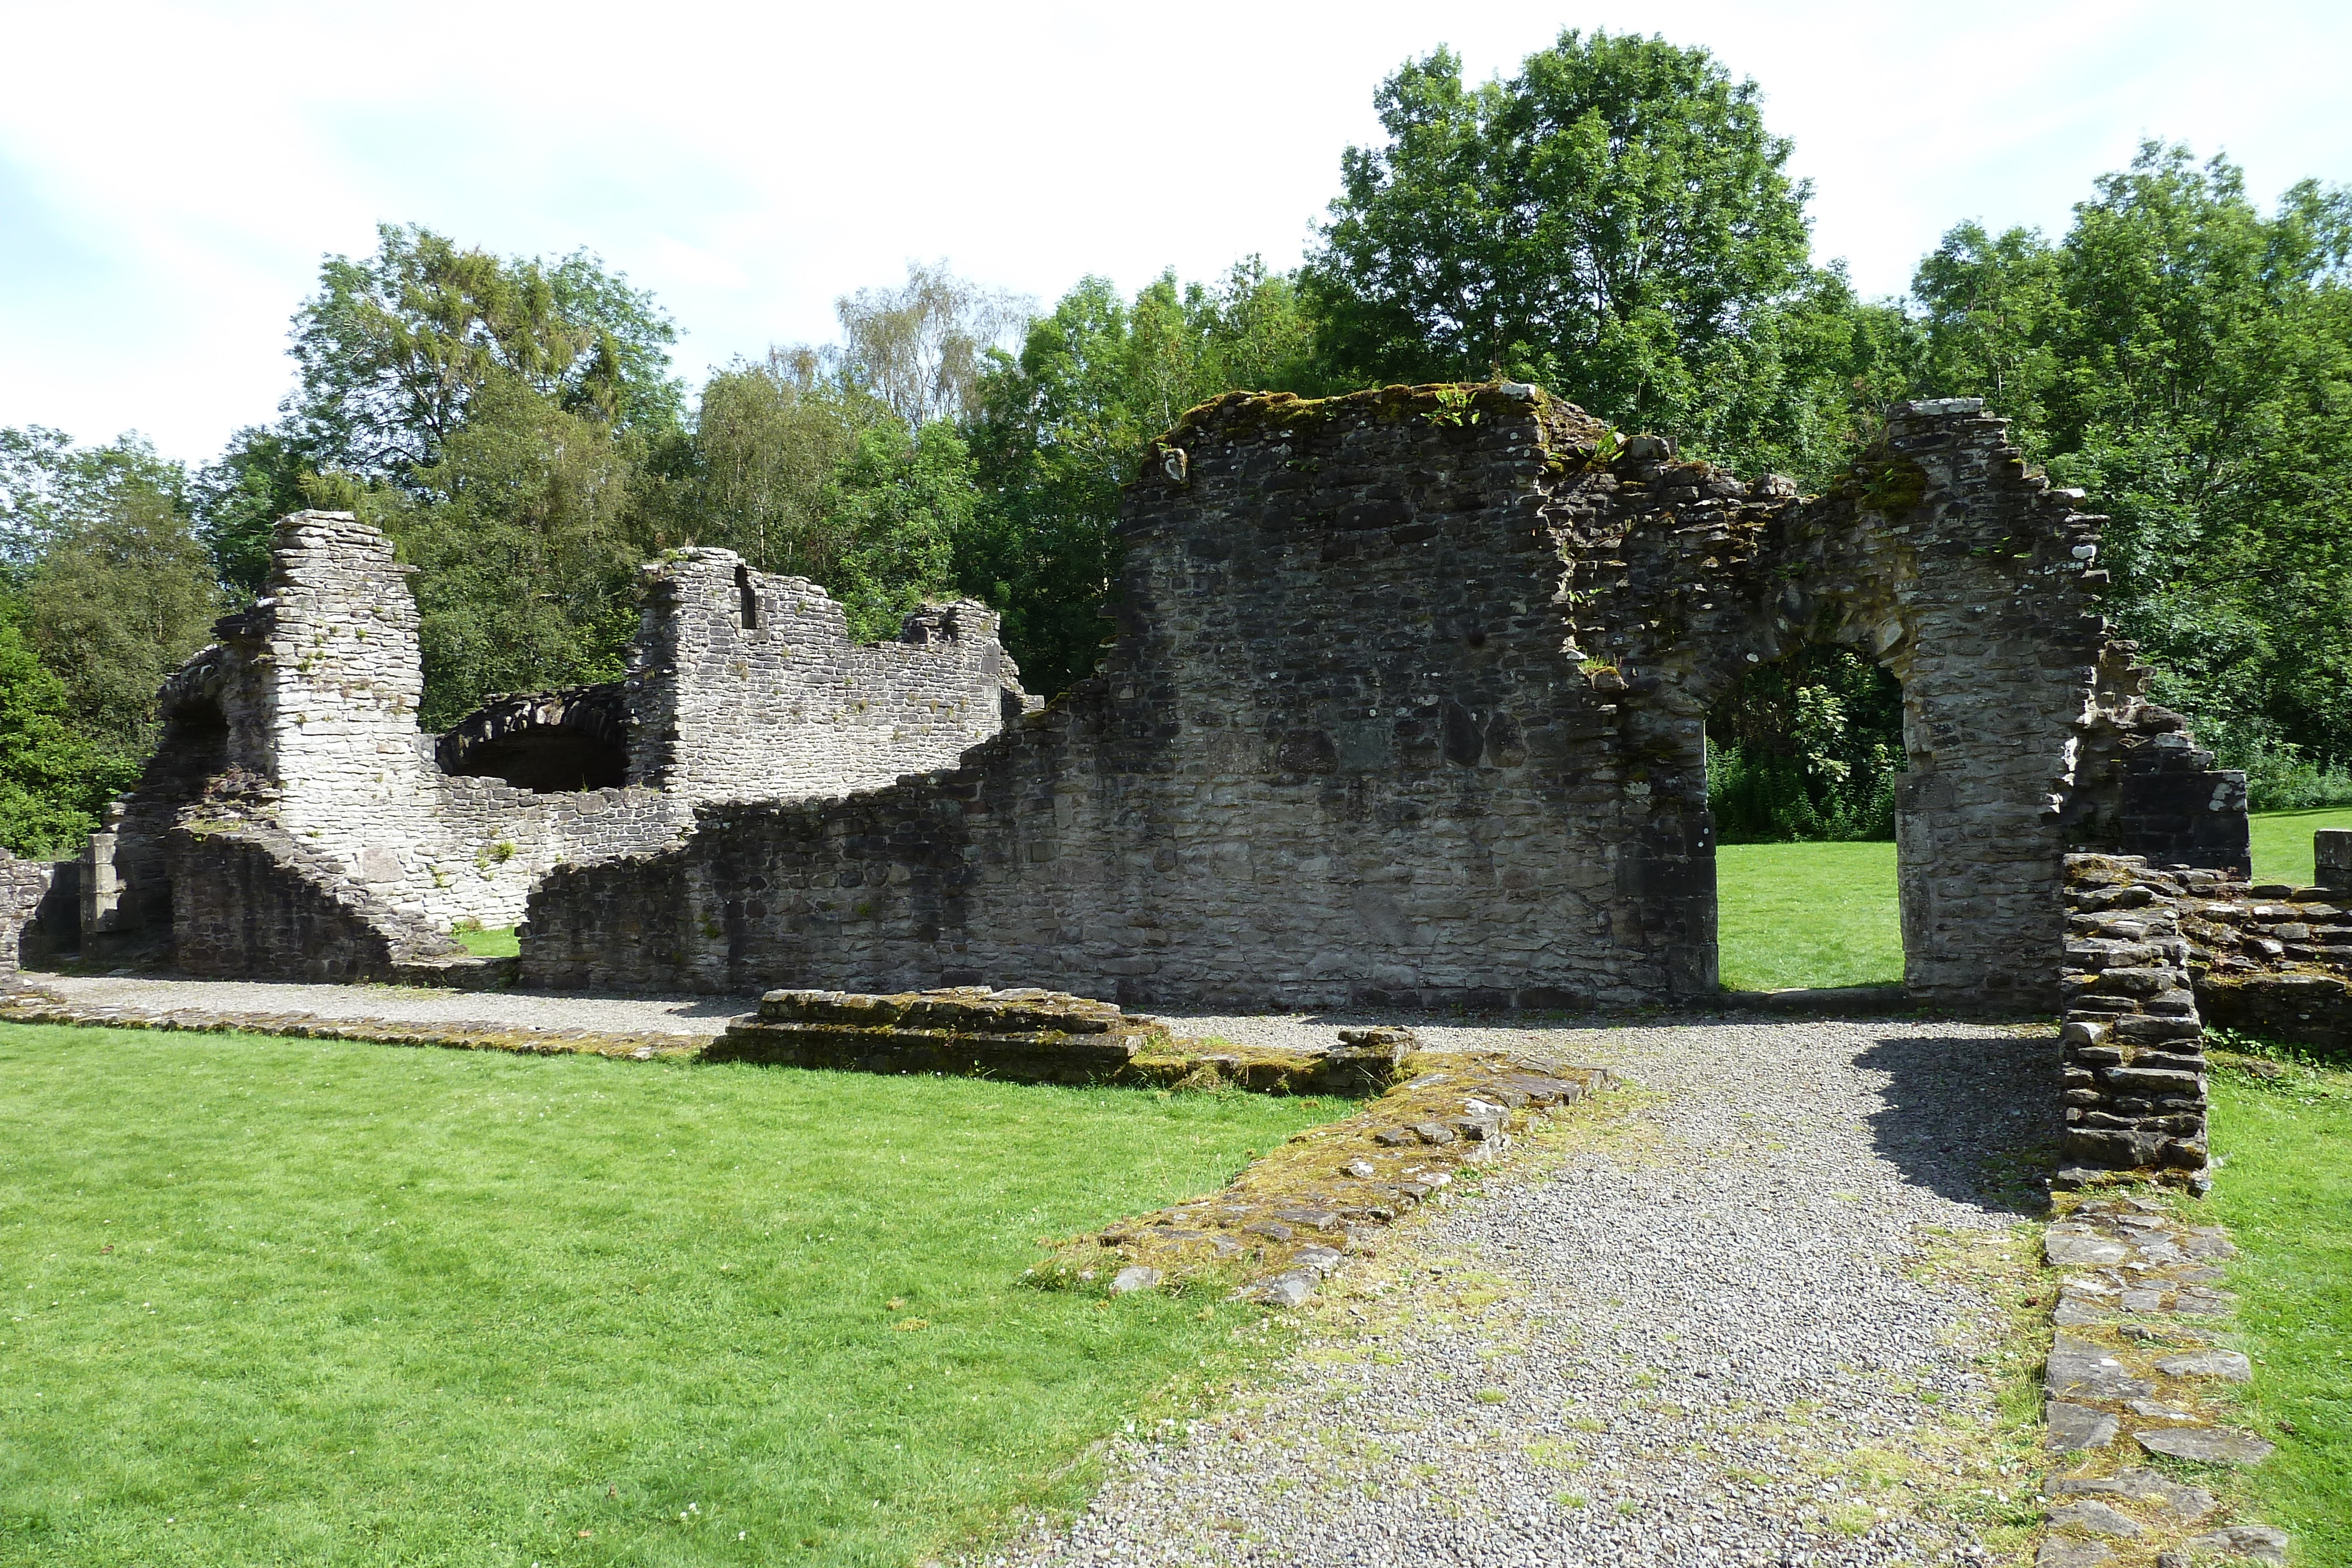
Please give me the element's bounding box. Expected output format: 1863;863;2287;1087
736;564;759;630
1705;646;1907;992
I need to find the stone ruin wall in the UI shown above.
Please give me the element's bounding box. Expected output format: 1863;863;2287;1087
522;387;2246;1015
83;512;1023;976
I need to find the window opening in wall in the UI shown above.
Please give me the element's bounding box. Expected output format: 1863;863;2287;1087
1705;646;1907;993
736;564;759;630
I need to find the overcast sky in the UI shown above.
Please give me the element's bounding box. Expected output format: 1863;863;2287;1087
4;0;2347;466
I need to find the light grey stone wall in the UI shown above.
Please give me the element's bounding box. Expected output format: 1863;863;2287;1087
94;512;1022;964
622;549;1018;806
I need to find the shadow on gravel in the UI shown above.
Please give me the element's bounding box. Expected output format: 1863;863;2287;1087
1855;1031;2058;1213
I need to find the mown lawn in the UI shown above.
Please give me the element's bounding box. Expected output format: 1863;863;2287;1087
0;1023;1339;1566
2209;1052;2352;1567
2247;804;2352;887
452;925;522;958
1715;839;1902;991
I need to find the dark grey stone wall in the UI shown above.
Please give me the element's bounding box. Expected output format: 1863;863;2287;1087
523;387;2241;1009
2057;853;2209;1181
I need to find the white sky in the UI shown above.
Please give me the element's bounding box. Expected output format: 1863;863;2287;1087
3;0;2347;466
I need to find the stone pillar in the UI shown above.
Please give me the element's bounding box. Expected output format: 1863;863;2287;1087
79;803;125;940
2317;828;2352;893
2057;853;2209;1189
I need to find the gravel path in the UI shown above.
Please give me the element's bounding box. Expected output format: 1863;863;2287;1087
21;972;757;1037
1001;1015;2054;1567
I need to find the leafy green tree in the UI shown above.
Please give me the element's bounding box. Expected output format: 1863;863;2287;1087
961;260;1325;692
665;349;893;580
834;261;1030;430
378;379;650;729
1301;30;1896;478
1912;143;2352;797
1;426;190;575
290;222;682;479
0;614;118;856
191;423;318;596
822;420;974;641
24;477;223;767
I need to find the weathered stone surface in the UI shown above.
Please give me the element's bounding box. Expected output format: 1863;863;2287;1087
514;394;2244;1013
2047;1229;2133;1266
2046;1402;2121;1450
1108;1265;1163;1295
2183;1525;2290;1564
2053;1469;2214;1523
2037;1539;2113;1567
2046;1500;2143;1539
2153;1349;2252;1383
2134;1426;2276;1466
2047;1336;2154;1402
87;512;1024;979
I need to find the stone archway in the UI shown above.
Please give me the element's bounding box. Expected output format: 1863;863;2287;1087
1553;400;2184;1009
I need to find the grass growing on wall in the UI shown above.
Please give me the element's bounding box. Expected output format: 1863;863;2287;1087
1714;840;1903;991
2207;1049;2352;1566
0;1023;1339;1566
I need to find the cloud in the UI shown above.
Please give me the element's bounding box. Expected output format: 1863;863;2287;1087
1;0;2345;462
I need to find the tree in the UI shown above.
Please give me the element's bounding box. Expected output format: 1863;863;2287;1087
834;260;1030;430
960;260;1327;693
380;379;650;729
669;349;893;580
289;222;682;480
0;616;115;857
821;420;973;641
1301;30;1877;477
1910;143;2352;798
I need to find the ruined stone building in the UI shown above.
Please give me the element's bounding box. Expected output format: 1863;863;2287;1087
49;386;2247;1023
73;515;1028;980
522;389;2245;1012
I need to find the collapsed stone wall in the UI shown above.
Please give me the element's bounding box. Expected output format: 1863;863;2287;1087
2167;831;2352;1052
523;387;2243;1012
2057;854;2210;1183
87;513;1025;978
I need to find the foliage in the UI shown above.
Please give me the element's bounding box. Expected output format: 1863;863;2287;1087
0;1022;1329;1565
1301;30;1910;484
659;349;887;580
960;260;1325;693
833;259;1031;430
289;222;681;480
189;423;318;597
378;380;650;730
821;419;974;642
6;431;219;784
1910;143;2352;777
0;426;190;576
0;617;119;856
1707;646;1904;841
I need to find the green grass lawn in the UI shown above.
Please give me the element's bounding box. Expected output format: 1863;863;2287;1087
2208;1053;2352;1566
2247;805;2352;887
1715;840;1902;991
0;1023;1339;1566
452;925;521;958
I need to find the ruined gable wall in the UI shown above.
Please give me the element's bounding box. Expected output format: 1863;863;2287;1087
526;386;1700;1007
622;550;1020;807
96;513;1029;969
1558;400;2243;1009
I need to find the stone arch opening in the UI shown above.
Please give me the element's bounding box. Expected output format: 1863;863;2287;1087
436;688;630;794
